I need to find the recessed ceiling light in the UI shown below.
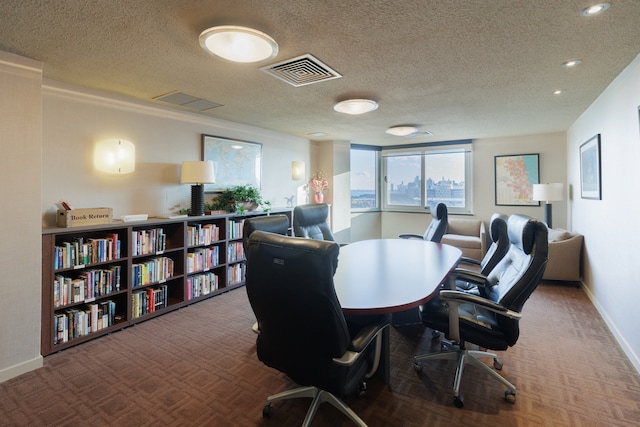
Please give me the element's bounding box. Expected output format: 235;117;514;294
199;26;278;63
333;99;378;115
308;132;329;137
580;3;610;16
386;126;418;136
553;90;564;95
562;60;582;67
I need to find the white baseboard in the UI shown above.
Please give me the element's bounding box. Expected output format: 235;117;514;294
580;282;640;375
0;356;43;384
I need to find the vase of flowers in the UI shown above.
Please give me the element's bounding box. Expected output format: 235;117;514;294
309;171;329;204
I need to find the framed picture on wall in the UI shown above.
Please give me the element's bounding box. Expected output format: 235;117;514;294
201;135;262;192
580;134;602;200
494;153;540;206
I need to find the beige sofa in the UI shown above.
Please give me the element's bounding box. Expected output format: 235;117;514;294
441;218;486;260
542;228;584;282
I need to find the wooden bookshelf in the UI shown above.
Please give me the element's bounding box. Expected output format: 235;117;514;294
41;208;292;355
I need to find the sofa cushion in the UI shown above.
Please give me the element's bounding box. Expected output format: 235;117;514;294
442;234;481;249
548;228;571;242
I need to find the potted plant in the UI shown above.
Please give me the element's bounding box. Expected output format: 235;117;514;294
208;185;271;214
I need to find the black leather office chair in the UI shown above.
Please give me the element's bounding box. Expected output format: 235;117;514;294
293;203;336;241
455;213;510;296
246;231;388;426
243;215;291;334
399;202;448;243
242;214;290;255
414;214;548;408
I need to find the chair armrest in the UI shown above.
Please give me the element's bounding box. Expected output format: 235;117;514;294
398;233;423;240
479;221;486;256
333;318;389;366
459;256;481;266
440;290;521;320
451;269;488;286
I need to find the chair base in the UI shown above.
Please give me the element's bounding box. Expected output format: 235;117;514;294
413;342;516;407
264;385;367;427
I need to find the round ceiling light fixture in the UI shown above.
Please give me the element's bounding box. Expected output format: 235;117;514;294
386;126;418;136
199;26;278;63
580;2;610;16
333;99;378;115
561;59;582;68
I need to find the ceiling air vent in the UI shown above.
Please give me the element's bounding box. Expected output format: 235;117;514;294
261;54;342;87
153;91;223;112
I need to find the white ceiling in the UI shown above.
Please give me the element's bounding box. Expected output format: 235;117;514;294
2;0;639;146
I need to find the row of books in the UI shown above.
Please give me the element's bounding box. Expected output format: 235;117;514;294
227;263;246;285
131;256;174;287
187;223;221;247
186;246;220;274
54;300;117;345
54;234;121;270
228;219;245;240
54;265;122;308
132;228;167;256
131;285;169;318
227;242;245;263
186;272;219;300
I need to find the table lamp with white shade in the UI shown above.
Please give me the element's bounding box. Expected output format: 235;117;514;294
181;161;216;216
532;183;564;228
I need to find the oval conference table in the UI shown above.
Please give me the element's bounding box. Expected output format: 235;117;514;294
332;238;462;383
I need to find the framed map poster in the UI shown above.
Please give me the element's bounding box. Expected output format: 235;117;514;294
202;135;262;192
494;153;540;206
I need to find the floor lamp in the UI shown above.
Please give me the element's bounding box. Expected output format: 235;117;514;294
532;183;564;228
181;161;216;216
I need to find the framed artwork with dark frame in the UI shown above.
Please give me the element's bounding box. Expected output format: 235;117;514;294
201;135;262;192
579;134;601;200
494;153;540;206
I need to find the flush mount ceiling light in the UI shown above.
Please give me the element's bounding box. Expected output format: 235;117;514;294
562;59;582;67
333;99;378;115
580;2;610;16
386;126;418;136
199;26;278;63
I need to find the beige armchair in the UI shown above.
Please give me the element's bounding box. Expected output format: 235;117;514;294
542;229;583;283
441;218;486;260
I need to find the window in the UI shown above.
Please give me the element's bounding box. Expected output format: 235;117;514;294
350;146;379;210
382;141;473;214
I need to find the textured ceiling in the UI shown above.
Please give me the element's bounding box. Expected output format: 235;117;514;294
2;0;640;146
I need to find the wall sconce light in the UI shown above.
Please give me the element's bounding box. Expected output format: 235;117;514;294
532;183;564;228
94;139;135;174
292;161;305;180
180;161;216;216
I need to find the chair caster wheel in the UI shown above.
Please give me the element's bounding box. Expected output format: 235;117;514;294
413;361;423;373
493;358;503;370
262;403;273;418
453;396;464;408
505;389;516;404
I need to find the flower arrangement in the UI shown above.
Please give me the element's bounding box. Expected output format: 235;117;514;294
309;171;329;194
308;171;329;203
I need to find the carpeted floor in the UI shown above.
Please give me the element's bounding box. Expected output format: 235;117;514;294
1;282;639;426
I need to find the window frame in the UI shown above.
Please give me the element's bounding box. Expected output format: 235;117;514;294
381;140;473;215
350;144;381;212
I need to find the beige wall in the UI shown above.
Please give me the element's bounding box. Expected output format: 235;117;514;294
348;132;568;241
40;81;310;225
0;52;44;381
568;53;640;373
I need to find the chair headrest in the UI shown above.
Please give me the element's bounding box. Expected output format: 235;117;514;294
489;213;509;243
244;214;290;238
507;214;541;255
293;203;330;226
432;203;448;220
